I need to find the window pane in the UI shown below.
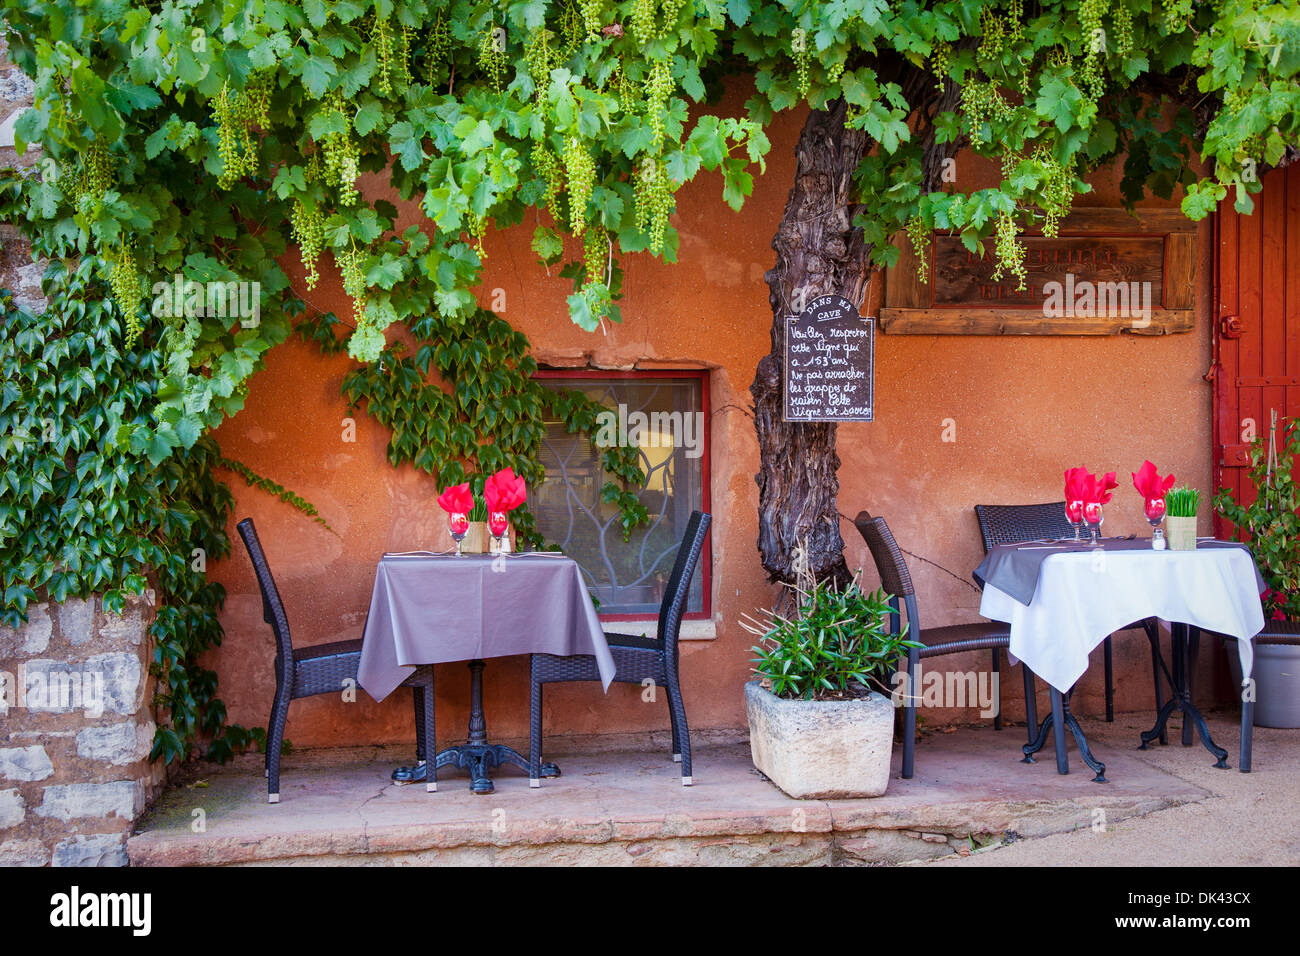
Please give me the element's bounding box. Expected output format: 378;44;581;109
536;377;705;616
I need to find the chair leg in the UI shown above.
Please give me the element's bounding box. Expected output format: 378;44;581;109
529;673;543;788
1022;663;1039;747
412;685;426;764
669;685;682;762
666;672;692;786
420;670;437;793
902;647;918;779
1104;636;1114;722
267;691;289;804
991;648;1003;731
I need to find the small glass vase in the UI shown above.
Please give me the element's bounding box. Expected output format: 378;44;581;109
1065;500;1086;542
1083;502;1104;547
1145;497;1167;551
449;512;469;556
488;510;509;553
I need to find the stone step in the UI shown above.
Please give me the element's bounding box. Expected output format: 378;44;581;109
127;725;1210;866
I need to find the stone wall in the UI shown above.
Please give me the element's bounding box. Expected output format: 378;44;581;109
1;31;46;312
0;593;163;866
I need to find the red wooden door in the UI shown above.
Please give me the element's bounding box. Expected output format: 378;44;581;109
1213;164;1300;536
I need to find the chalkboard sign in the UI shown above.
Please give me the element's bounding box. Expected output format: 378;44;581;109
783;294;875;422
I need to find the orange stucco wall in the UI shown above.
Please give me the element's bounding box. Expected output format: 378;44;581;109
207;91;1224;751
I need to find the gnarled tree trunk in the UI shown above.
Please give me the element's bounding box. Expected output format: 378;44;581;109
750;99;872;585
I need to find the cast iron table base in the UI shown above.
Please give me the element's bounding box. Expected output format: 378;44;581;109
392;660;560;794
1139;623;1230;769
1022;685;1107;782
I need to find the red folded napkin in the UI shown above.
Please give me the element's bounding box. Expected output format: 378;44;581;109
436;482;475;515
1132;459;1175;499
484;467;527;512
1064;467;1090;502
1087;471;1118;504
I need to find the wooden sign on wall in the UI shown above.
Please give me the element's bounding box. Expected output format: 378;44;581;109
880;208;1196;335
783;295;875;422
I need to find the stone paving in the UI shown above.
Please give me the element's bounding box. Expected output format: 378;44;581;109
123;710;1287;866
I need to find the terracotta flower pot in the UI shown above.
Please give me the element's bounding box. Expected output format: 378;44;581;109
1165;515;1198;551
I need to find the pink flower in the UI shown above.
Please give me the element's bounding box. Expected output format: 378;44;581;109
1132;460;1176;500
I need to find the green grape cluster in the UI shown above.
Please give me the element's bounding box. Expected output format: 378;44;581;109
369;17;412;96
615;62;638;115
905;215;930;285
646;58;674;152
337;244;368;319
826;58;845;85
63;140;114;214
580;0;603;40
1079;0;1108;99
583;227;607;284
960;80;1012;147
1111;4;1134;55
525;29;555;100
930;42;952;92
990;210;1027;291
1163;0;1193;32
560;1;585;52
630;0;656;45
792;32;811;98
634;157;673;255
562;136;595;234
478;24;508;92
424;16;452;84
978;8;1005;62
109;238;144;345
290;198;326;289
467;212;487;259
1035;148;1076;237
319;91;360;205
532;141;565;218
213;72;273;189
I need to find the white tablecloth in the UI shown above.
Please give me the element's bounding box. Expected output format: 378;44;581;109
978;547;1265;693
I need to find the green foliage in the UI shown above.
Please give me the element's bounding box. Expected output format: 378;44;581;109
1165;485;1201;517
0;265;256;764
1215;420;1300;621
219;457;336;535
745;572;917;701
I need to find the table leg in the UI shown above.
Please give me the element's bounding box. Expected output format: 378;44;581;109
1138;623;1230;769
1240;679;1254;774
1050;688;1069;774
393;660;561;793
1020;686;1106;782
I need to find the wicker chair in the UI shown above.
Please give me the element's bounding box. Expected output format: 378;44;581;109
237;517;437;802
529;511;711;788
854;511;1025;779
974;502;1165;732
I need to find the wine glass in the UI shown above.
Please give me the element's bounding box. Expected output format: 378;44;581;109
1145;496;1167;550
1065;500;1086;542
449;512;469;557
488;510;509;553
1083;502;1104;547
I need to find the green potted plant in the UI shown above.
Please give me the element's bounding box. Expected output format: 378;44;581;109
742;569;916;799
1215;416;1300;728
1165;486;1201;551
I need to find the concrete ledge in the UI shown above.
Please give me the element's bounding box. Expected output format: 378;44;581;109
128;718;1212;867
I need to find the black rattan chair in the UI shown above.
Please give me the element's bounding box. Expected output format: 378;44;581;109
974;502;1165;730
855;511;1027;779
237;517;437;803
529;511;711;788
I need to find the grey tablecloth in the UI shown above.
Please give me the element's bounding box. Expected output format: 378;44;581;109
358;553;615;702
973;537;1265;606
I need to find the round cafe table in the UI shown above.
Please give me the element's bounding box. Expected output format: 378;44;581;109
975;537;1265;780
357;551;615;794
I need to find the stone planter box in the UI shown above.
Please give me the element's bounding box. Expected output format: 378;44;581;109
744;680;893;799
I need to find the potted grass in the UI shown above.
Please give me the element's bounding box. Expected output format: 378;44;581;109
1215;415;1300;728
1165;486;1201;551
741;568;916;799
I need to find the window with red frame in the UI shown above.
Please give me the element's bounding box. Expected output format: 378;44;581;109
534;371;709;619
